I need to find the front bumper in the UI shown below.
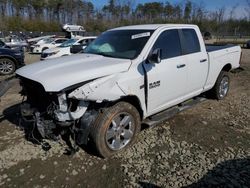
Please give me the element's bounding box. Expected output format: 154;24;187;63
20;101;94;146
20;103;55;139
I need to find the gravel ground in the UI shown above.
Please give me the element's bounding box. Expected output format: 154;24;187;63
0;50;249;187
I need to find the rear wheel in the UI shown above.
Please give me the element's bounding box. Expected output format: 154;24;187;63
91;102;141;158
0;58;16;75
209;71;230;100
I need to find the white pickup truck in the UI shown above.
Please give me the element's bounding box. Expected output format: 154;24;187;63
15;24;241;157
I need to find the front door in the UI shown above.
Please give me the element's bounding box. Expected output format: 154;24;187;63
145;29;188;115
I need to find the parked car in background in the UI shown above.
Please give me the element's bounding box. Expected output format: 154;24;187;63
32;38;68;53
203;31;212;40
63;24;84;32
27;35;55;46
0;47;25;75
41;36;96;60
70;37;96;54
4;35;29;52
0;38;24;51
0;40;9;48
30;38;53;52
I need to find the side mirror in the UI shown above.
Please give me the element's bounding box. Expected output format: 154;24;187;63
148;48;161;64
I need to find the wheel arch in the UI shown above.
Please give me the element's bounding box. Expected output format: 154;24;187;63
0;55;17;66
89;95;144;120
118;95;144;120
42;47;49;51
221;63;232;72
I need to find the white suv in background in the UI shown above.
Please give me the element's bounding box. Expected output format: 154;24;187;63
41;36;96;60
32;38;68;53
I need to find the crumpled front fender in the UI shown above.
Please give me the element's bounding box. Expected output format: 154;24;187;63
68;75;126;102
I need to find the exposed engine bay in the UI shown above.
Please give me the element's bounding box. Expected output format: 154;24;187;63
19;76;102;153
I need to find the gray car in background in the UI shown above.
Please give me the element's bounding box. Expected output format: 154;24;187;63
4;35;29;51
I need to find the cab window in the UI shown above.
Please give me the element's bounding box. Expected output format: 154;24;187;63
182;29;201;54
152;29;182;59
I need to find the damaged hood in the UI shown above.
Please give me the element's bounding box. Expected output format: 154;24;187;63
16;53;131;92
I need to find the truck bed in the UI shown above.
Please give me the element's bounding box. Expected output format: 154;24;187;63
205;44;235;52
204;44;241;91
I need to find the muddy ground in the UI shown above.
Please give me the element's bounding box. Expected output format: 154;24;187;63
0;50;249;188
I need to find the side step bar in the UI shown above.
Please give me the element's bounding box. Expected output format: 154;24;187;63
143;97;206;127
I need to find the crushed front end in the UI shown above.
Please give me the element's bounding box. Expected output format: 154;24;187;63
19;77;97;152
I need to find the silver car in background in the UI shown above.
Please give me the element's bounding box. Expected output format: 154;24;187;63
4;35;29;51
62;24;85;32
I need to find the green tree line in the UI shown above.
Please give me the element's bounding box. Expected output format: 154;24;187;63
0;0;249;35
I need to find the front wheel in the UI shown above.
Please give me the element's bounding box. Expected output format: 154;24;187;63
91;102;141;158
209;71;230;100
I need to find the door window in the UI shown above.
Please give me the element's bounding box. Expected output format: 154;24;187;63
79;39;87;45
182;29;201;54
152;29;182;59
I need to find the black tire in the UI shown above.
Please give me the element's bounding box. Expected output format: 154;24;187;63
79;27;84;31
91;102;141;158
209;71;230;100
0;58;16;75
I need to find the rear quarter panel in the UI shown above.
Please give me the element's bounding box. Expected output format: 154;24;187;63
204;46;241;90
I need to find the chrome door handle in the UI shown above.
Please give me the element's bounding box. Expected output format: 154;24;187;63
200;59;207;63
177;64;186;68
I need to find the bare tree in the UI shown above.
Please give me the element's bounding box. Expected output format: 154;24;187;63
184;0;192;21
245;0;250;20
229;3;239;20
217;7;226;23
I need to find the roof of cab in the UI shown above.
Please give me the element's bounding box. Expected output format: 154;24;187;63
111;24;197;31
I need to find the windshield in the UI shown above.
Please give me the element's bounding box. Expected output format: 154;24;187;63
84;29;154;59
59;39;77;47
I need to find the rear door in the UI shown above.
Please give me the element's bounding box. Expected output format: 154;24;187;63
145;29;188;115
180;29;208;94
